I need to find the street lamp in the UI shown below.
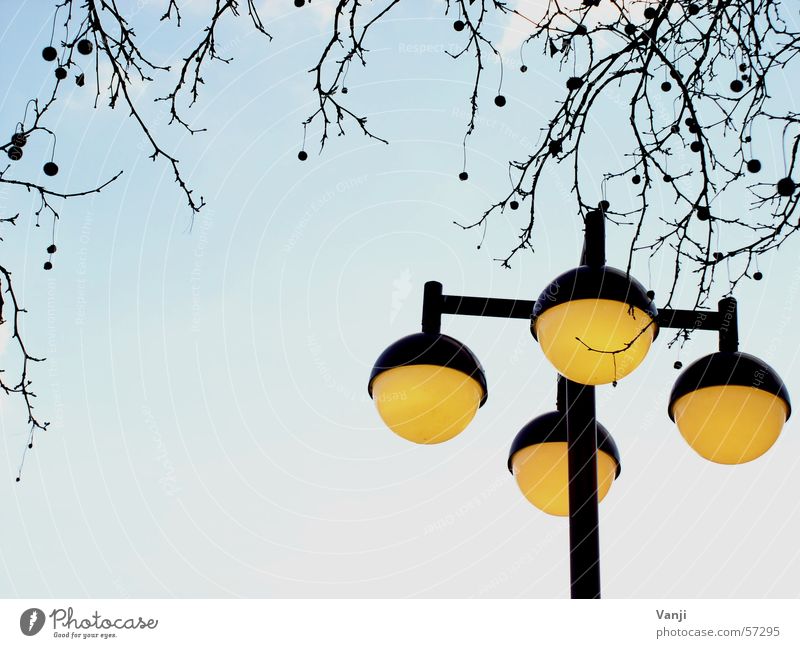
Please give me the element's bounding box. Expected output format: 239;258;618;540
367;208;791;598
531;265;658;385
508;409;621;517
669;351;790;464
367;331;487;444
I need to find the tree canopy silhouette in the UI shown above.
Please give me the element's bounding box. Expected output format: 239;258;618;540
311;0;800;304
2;0;800;478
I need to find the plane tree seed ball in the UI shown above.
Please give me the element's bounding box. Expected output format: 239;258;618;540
777;178;796;197
566;76;583;90
747;159;761;173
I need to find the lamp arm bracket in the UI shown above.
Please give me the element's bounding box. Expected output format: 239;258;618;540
421;281;535;333
657;298;738;352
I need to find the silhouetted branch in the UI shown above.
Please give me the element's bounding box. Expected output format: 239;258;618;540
0;0;272;479
313;0;800;311
305;0;401;149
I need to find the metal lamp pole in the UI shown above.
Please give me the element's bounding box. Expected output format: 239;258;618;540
417;209;739;599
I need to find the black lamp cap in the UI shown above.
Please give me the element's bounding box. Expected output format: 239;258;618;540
368;332;488;406
530;265;659;340
507;410;621;478
668;351;791;421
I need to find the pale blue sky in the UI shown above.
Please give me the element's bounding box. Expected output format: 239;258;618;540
1;1;799;598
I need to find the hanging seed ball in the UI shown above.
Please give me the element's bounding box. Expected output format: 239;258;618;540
741;74;750;82
696;206;710;221
42;46;57;61
566;76;583;90
575;24;588;36
459;171;469;181
746;159;762;173
663;174;673;182
341;87;348;94
11;132;27;147
297;150;308;161
730;79;744;92
744;135;751;143
453;19;465;32
494;95;506;107
598;200;610;211
548;140;563;155
674;360;683;369
43;161;59;176
15;477;20;482
55;67;67;80
47;244;57;254
739;63;748;72
646;290;655;300
76;39;93;55
28;443;33;449
661;81;672;92
75;73;85;87
688;3;700;15
754;271;763;281
43;261;53;270
685;117;695;127
7;146;22;161
294;0;305;6
713;252;724;260
690;141;702;152
624;23;637;36
777;177;796;197
632;174;641;184
670;124;680;134
520;65;527;73
509;200;519;210
644;7;658;19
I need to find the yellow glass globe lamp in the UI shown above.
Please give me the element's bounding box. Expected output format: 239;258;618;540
531;265;658;385
368;333;487;444
507;411;621;516
669;351;791;464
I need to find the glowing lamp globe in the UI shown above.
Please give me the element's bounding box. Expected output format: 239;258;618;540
669;352;791;464
368;333;487;444
531;265;658;385
508;411;621;516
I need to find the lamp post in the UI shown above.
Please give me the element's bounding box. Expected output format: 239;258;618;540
368;208;791;599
